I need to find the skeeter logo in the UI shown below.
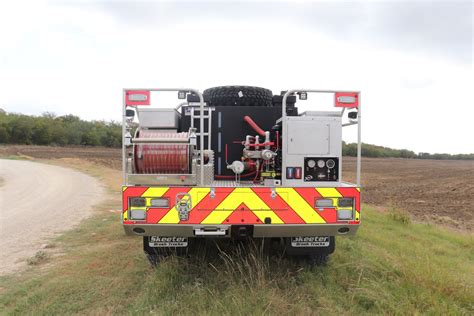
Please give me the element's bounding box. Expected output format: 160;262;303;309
291;236;330;247
149;236;188;247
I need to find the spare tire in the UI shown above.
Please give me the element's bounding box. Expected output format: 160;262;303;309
203;86;273;106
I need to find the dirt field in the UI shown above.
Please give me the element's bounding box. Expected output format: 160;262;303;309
1;145;473;231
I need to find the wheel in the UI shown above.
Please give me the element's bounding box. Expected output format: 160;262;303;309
308;254;329;267
203;86;273;107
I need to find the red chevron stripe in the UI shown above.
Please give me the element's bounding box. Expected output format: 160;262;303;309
185;188;235;224
223;203;262;224
146;187;190;224
293;188;337;223
252;188;305;224
335;187;360;211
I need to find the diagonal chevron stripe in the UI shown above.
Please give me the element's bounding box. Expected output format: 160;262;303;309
316;187;342;198
201;188;283;224
275;188;325;223
159;188;210;224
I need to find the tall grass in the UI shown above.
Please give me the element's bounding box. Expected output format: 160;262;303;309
0;161;472;315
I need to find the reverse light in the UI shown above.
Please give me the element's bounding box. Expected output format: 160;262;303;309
315;199;334;208
130;210;146;220
150;198;170;208
337;210;354;221
129;197;146;207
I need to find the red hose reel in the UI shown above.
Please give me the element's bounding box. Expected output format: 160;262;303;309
134;130;190;174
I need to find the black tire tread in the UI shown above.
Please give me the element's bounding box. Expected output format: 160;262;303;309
203;85;273;107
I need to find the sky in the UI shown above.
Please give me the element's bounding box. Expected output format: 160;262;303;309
0;0;472;154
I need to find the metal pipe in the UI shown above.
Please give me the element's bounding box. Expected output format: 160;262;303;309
122;89;127;185
176;101;188;110
264;131;271;149
342;122;358;127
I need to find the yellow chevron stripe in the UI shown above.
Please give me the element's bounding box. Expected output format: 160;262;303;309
316;188;342;198
214;188;268;210
201;210;233;225
201;188;283;224
141;187;169;198
159;188;210;224
276;188;325;223
355;210;360;221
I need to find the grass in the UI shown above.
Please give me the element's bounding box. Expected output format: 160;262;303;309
26;251;50;266
0;159;473;315
0;154;32;160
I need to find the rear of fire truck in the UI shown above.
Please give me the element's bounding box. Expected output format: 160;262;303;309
122;86;362;265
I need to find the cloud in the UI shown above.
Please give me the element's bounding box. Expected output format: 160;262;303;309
0;1;472;154
94;1;472;64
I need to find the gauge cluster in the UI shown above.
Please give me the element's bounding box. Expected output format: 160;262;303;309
303;157;339;182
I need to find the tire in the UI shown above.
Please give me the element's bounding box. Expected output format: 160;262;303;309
308;254;329;267
203;86;273;107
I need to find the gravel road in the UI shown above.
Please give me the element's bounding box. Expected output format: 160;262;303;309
0;159;104;275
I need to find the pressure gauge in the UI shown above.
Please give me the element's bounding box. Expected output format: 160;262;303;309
317;160;325;168
326;159;335;169
307;159;316;168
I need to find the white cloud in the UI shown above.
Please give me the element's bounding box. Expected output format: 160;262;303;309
0;1;472;154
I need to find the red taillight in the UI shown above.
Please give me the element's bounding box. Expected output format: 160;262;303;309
125;90;150;106
335;92;358;108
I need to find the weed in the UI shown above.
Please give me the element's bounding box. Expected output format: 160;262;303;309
388;207;411;224
26;251;50;266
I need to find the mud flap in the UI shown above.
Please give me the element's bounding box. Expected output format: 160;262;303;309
143;236;190;266
284;236;335;256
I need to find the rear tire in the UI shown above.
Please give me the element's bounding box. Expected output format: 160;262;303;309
308;254;329;267
203;86;273;107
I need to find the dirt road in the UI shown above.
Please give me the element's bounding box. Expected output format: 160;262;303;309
0;159;104;275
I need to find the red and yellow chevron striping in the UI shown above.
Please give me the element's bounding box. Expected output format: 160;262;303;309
123;186;360;225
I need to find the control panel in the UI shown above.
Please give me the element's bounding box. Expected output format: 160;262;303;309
304;157;339;182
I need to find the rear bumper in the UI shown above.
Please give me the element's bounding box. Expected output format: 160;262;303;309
123;223;359;237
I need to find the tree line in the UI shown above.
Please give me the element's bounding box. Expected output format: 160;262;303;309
1;110;472;160
343;142;474;160
0;110;121;147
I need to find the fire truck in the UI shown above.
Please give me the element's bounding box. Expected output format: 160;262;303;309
121;86;362;265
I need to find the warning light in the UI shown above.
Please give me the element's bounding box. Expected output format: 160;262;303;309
125;90;150;106
335;92;358;108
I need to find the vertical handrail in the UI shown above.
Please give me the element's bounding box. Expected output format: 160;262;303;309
122;90;127;185
356;92;362;186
